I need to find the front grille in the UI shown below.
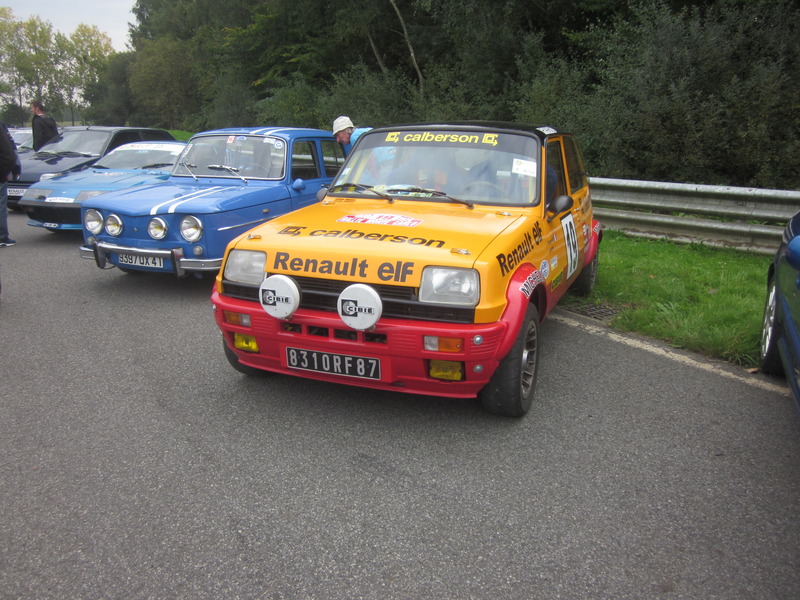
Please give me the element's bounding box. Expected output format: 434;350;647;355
20;204;81;225
222;275;475;324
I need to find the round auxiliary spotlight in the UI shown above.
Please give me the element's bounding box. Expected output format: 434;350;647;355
259;275;301;319
337;284;383;330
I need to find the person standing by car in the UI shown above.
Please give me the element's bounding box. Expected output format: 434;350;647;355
332;116;371;155
30;101;58;151
0;120;19;247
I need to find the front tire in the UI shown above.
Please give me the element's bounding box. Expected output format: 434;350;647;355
479;303;540;417
760;277;784;375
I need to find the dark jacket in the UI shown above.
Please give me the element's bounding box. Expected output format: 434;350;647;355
32;113;58;151
0;122;18;181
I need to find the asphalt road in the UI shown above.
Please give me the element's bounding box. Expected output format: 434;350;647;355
1;210;799;599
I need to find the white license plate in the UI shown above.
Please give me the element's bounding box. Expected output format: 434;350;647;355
8;188;25;197
115;253;164;269
286;347;381;380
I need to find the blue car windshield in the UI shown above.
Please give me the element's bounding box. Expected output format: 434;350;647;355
94;143;184;170
332;129;542;206
37;130;112;156
173;134;287;180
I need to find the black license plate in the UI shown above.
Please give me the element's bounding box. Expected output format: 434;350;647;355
285;347;381;380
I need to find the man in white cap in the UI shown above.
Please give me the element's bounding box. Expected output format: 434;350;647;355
332;116;371;155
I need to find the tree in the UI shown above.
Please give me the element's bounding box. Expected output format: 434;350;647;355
129;37;200;129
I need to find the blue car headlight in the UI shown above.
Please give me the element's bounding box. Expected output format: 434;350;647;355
148;217;168;240
84;209;104;235
180;215;203;242
104;214;124;237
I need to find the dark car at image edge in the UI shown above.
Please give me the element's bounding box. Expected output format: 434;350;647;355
760;209;800;414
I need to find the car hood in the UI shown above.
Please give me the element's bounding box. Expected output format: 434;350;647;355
84;179;290;215
230;196;527;280
27;169;173;200
18;153;100;183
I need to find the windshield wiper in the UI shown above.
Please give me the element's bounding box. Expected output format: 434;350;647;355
57;150;94;157
177;161;198;181
208;164;247;183
327;182;394;202
140;162;174;169
385;186;474;209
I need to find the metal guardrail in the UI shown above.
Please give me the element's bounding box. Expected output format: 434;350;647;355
589;177;800;254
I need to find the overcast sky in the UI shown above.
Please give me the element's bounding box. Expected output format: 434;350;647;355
4;0;134;51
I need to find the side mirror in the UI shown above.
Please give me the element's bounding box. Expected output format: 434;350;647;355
785;236;800;270
546;195;574;222
292;179;306;191
316;186;328;202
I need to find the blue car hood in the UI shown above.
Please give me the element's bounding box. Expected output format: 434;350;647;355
85;178;291;215
29;169;172;199
18;153;100;184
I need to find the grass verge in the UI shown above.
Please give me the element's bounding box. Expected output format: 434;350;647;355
559;230;773;367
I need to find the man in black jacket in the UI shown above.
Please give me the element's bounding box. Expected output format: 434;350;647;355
30;100;58;151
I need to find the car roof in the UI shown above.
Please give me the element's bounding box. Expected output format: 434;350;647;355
190;126;334;140
59;125;172;133
368;121;569;142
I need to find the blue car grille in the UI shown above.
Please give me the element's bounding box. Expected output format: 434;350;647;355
222;275;475;324
20;203;81;225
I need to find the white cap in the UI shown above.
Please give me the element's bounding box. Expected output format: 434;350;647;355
332;116;354;135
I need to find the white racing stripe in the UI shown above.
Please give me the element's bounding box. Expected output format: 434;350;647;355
551;311;789;396
149;186;226;215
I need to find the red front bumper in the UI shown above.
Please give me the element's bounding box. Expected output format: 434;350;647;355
211;290;510;398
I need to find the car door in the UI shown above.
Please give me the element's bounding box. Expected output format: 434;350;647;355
562;135;592;267
541;137;581;294
288;139;331;210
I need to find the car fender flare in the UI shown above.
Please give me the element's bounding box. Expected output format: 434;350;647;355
582;218;602;268
583;219;603;267
495;262;547;360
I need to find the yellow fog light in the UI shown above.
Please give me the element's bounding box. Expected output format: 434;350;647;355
423;336;464;352
234;333;259;352
429;360;464;381
224;311;251;327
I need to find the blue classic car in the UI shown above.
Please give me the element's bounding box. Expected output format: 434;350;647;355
18;141;186;231
760;209;800;413
7;126;175;209
79;127;346;277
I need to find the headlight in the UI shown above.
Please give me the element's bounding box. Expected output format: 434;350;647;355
148;217;168;240
180;215;203;242
84;209;104;234
22;188;52;200
75;190;105;203
104;214;123;236
419;267;480;306
224;250;267;285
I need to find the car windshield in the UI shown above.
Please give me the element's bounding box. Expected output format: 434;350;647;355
37;129;113;156
173;134;287;179
10;130;33;148
94;143;183;170
332;129;542;206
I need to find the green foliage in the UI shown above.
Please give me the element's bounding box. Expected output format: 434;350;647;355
561;230;771;366
128;37;200;129
5;1;799;188
0;9;113;121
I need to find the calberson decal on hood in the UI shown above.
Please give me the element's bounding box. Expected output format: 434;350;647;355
234;198;527;286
